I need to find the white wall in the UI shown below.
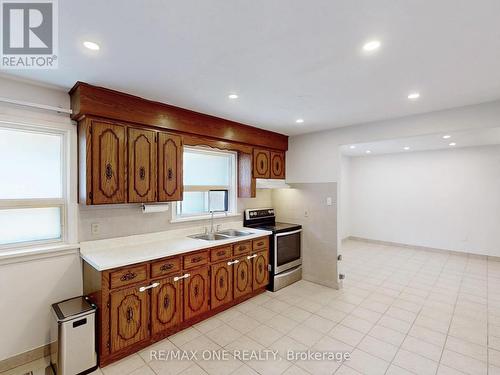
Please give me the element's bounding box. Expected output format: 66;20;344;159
286;100;500;183
0;75;82;361
346;145;500;256
339;155;351;240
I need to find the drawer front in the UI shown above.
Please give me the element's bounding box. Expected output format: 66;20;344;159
233;241;252;256
151;257;181;278
210;246;232;262
109;264;148;289
253;237;269;251
183;251;209;269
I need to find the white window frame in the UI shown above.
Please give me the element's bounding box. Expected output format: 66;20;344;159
0;121;69;251
172;146;237;222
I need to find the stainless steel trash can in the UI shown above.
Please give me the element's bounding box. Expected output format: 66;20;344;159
50;296;98;375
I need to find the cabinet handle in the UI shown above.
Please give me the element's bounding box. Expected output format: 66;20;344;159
247;254;257;260
260;160;264;170
191;256;203;263
139;166;146;180
120;271;137;281
139;282;160;292
167;168;173;180
217;250;226;257
160;263;174;271
126;307;133;322
174;273;190;282
256;241;264;247
164;296;170;309
227;260;240;266
105;163;113;180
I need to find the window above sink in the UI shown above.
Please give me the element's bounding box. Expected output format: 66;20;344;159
172;147;238;222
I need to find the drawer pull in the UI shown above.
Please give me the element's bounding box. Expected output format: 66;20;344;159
191;256;203;263
174;273;190;282
160;263;174;271
227;260;240;266
120;271;137;282
139;282;160;292
217;250;226;256
256;241;264;247
247;254;257;260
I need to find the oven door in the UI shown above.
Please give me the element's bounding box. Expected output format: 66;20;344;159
275;229;302;274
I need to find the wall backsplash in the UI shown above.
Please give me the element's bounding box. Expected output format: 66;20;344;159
78;189;272;241
272;183;338;289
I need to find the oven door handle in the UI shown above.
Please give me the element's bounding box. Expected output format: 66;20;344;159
275;229;302;237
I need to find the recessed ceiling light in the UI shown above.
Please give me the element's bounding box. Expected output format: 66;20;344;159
442;135;451;139
228;93;238;99
83;41;100;51
295;118;304;124
362;40;381;52
365;150;372;154
407;92;420;100
404;146;410;150
349;145;356;149
449;142;457;146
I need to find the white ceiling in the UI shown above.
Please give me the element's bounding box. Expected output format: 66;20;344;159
6;0;500;135
340;127;500;156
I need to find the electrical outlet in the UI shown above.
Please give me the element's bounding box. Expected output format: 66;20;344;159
91;223;100;235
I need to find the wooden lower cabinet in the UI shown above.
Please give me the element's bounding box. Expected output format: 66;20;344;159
184;266;210;320
110;286;149;352
85;236;270;367
252;250;269;290
211;261;233;309
151;276;183;334
233;256;253;299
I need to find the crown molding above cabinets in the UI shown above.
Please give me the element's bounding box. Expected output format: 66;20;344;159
69;82;288;204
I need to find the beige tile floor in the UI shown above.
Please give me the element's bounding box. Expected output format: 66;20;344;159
4;239;500;375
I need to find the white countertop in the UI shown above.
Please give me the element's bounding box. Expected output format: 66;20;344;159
79;221;272;271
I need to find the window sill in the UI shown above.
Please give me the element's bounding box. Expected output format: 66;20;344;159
0;243;80;266
170;212;241;224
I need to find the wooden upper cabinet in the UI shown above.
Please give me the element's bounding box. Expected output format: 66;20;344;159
183;266;209;320
110;286;149;352
253;149;270;178
128;128;157;203
151;275;183;335
91;121;126;204
270;151;285;179
158;132;183;202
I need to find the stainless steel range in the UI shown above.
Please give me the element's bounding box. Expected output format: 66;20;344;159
244;208;302;291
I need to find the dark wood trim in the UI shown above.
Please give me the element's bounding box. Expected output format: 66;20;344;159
70;82;288;151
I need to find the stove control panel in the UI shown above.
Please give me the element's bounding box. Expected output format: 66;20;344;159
245;208;275;220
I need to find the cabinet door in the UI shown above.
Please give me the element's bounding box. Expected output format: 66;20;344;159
253;149;270;178
183;266;209;321
128;128;157;203
252;250;269;290
270;151;285;179
211;261;232;309
233;256;252;299
151;276;183;334
91;121;126;204
110;286;149;352
158;132;183;201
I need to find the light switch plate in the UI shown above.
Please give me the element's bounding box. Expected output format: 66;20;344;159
326;197;333;206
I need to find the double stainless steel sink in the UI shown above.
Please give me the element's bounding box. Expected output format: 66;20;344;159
189;229;252;241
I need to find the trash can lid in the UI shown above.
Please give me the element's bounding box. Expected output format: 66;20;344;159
52;296;96;322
